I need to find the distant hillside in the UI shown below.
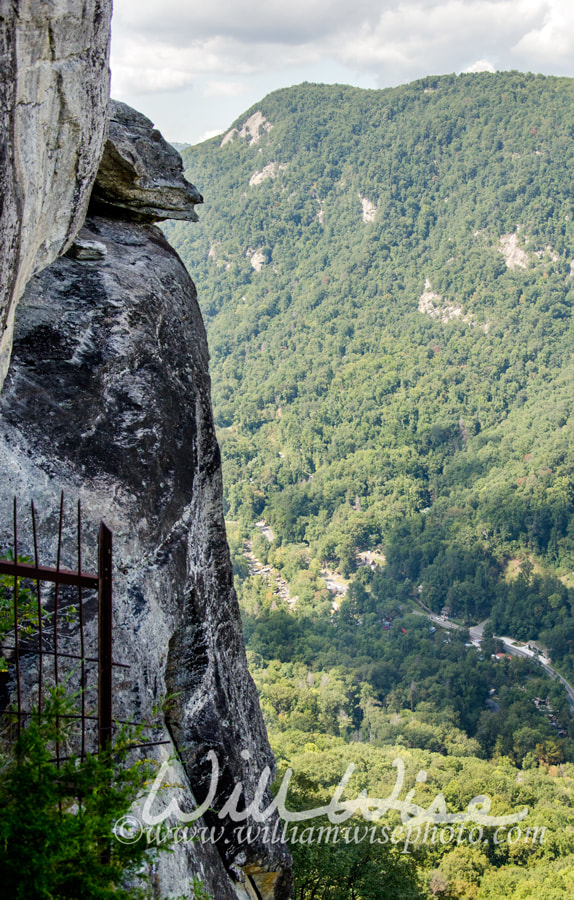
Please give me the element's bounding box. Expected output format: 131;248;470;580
166;73;574;663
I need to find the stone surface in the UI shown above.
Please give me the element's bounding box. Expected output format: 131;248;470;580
0;215;292;899
499;231;529;270
221;110;273;147
0;0;112;389
90;100;203;222
66;238;107;260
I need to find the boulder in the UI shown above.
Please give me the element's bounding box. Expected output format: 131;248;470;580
90;100;203;222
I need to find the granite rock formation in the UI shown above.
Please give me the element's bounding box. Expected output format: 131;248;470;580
0;95;292;898
90;100;204;222
0;214;292;899
0;4;292;896
0;0;112;389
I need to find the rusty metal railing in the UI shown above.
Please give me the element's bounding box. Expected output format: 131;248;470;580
0;495;112;755
0;495;172;761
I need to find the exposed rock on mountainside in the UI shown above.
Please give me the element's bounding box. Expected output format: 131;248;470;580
250;248;269;270
418;278;465;323
0;0;112;389
221;110;273;147
498;231;529;269
249;161;285;187
360;196;377;223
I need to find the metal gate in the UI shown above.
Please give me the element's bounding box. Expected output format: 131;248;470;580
0;495;114;755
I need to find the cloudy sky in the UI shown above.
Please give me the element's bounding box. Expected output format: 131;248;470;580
111;0;574;145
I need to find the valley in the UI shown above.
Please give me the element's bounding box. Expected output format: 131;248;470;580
165;72;574;898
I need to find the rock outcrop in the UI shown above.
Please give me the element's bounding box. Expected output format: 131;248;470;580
0;98;292;898
0;0;112;389
90;101;204;222
0;5;291;894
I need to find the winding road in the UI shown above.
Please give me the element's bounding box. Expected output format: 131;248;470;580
419;607;574;715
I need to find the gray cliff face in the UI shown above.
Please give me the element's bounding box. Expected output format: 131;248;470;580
0;102;292;898
0;0;112;390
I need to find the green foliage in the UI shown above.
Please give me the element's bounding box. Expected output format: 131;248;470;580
165;72;574;899
166;72;574;670
291;813;423;899
189;876;214;900
242;566;574;763
0;689;158;899
0;552;44;646
271;735;574;900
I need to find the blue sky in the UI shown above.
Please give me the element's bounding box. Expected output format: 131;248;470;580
111;1;574;145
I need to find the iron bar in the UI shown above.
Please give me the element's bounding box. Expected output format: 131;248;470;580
0;646;129;667
52;742;172;763
1;710;164;728
53;494;64;692
121;740;173;751
98;523;113;752
1;502;153;765
31;501;43;714
78;500;86;759
13;498;21;738
0;559;98;588
1;710;99;722
54;492;64;770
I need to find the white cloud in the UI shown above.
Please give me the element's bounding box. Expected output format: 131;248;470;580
197;128;226;143
463;59;496;73
112;0;570;97
202;81;247;98
110;0;574;142
337;1;543;81
113;0;379;45
110;33;258;95
512;1;574;68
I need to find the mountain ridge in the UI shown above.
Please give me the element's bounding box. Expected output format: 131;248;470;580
167;72;574;594
163;70;574;899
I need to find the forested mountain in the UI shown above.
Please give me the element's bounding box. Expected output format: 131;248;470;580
165;74;574;897
167;72;574;653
